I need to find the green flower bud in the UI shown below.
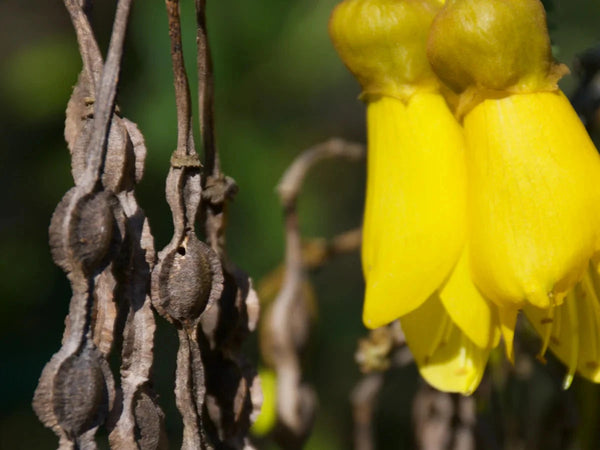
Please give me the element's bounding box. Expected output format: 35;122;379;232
329;0;443;101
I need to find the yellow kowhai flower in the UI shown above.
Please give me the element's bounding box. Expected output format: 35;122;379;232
524;261;600;389
428;0;600;382
330;0;505;393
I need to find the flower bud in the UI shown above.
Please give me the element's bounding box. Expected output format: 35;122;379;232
427;0;566;114
329;0;443;101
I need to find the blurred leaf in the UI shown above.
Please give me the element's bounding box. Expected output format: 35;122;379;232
1;36;80;121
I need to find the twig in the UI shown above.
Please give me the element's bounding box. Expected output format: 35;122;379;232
301;228;362;271
351;322;411;450
268;139;365;445
351;373;384;450
277;138;365;208
81;0;134;192
63;0;104;90
166;0;195;155
195;0;218;176
413;386;476;450
195;0;236;257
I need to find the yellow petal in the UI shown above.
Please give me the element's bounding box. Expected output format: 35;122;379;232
439;249;500;349
401;295;490;394
524;291;581;388
524;263;600;386
362;93;466;328
575;270;600;382
498;306;518;364
251;368;277;436
466;91;600;310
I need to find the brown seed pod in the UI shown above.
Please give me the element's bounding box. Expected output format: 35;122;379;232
155;232;223;324
133;389;168;450
102;116;136;193
49;188;119;275
52;349;107;438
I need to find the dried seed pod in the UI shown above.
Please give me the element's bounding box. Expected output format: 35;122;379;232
204;355;251;437
122;118;148;184
49;188;118;275
52;349;107;438
65;71;94;154
155;232;222;324
69;114;137;194
102;116;136;193
133;390;168;450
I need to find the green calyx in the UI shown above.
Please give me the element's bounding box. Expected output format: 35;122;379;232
427;0;567;115
329;0;444;102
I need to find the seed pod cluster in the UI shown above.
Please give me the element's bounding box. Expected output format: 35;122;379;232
34;1;165;446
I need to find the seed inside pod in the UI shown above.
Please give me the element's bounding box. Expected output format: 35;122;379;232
133;390;167;450
52;349;107;438
49;188;118;275
157;233;215;323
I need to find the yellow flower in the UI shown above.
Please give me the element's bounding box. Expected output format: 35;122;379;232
330;0;504;393
428;0;600;381
362;92;466;327
525;262;600;388
464;91;600;311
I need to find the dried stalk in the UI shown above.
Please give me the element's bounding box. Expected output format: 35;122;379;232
264;138;364;447
166;0;195;156
194;3;260;448
195;0;217;177
351;322;412;450
413;386;476;450
150;1;260;448
151;1;216;449
350;373;383;450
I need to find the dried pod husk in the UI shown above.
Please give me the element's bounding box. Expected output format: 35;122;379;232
69;120;93;184
155;232;222;324
200;269;252;350
65;71;94;154
102;116;136;192
69;115;136;193
133;389;168;450
52;349;108;439
49;188;120;275
204;355;252;440
122;118;148;184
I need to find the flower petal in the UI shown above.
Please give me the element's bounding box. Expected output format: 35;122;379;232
465;91;600;310
439;248;500;349
362;93;466;328
401;295;490;394
525;265;600;385
498;306;518;364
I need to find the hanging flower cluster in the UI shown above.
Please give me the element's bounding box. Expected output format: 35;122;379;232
329;0;600;393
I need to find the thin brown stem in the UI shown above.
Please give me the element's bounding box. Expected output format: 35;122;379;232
351;373;383;450
277;138;365;208
63;0;104;90
195;0;218;176
166;0;194;156
81;0;134;191
268;138;365;443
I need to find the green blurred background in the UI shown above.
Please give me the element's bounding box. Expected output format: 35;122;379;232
0;0;599;448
